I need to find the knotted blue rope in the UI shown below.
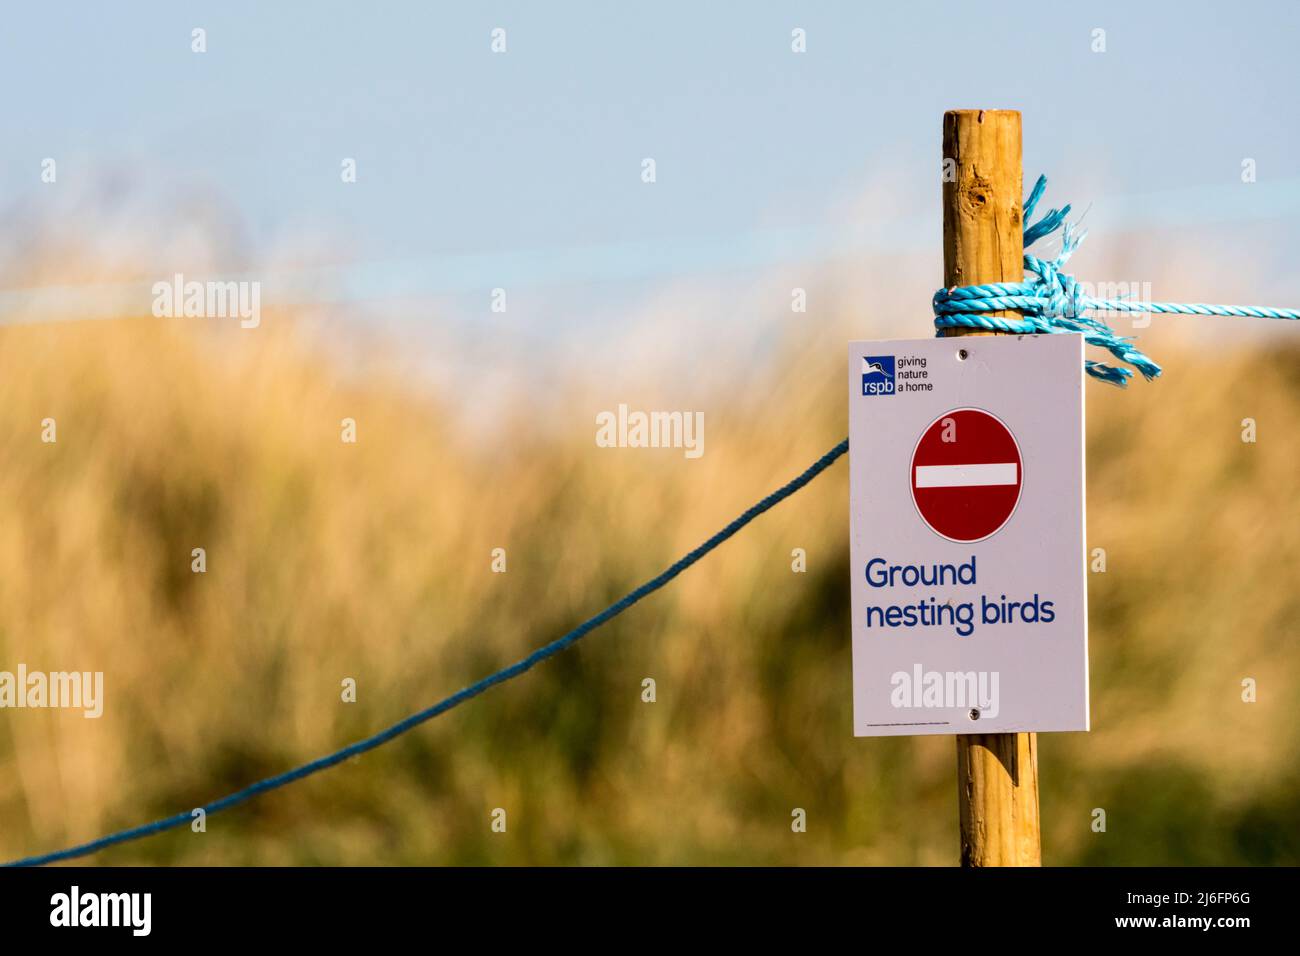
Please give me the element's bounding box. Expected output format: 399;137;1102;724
933;175;1300;385
5;438;849;867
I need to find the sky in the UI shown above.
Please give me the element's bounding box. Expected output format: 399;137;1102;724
2;0;1298;358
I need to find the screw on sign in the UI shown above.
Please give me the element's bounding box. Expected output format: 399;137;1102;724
909;408;1023;543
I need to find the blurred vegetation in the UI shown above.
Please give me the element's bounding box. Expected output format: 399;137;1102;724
0;313;1296;865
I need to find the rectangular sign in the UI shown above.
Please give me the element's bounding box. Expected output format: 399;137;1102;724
848;334;1088;736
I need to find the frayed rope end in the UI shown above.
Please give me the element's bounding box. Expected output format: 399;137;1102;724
934;175;1159;387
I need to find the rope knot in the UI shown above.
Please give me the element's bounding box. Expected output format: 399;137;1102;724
934;176;1160;385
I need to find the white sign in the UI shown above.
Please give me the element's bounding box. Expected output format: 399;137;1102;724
848;334;1088;736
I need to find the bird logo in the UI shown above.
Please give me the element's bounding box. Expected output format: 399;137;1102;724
861;355;896;396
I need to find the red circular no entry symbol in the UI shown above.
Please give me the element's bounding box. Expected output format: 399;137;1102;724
910;408;1023;543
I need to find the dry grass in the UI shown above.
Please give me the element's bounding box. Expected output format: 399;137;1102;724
0;311;1296;865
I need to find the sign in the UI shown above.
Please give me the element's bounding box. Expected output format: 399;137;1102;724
847;334;1088;736
910;408;1022;542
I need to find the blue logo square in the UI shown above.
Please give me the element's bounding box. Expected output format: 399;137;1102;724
861;355;895;396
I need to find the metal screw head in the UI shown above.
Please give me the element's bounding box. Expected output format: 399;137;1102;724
957;348;970;361
968;708;981;720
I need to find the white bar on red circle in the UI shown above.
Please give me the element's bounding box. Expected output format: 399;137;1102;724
914;462;1018;488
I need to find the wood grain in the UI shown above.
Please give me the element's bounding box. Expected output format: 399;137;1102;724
941;108;1042;867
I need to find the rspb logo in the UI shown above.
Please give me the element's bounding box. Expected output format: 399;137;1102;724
861;355;896;396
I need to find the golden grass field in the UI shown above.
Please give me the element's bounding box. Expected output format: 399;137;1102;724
0;311;1296;865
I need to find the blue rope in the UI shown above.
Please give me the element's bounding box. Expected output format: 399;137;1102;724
934;175;1300;385
5;438;850;867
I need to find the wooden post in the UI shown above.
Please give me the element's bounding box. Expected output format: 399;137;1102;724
941;108;1042;867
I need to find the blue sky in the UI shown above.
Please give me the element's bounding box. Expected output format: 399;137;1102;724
3;1;1298;338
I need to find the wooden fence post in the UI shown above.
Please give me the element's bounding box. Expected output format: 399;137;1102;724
940;108;1042;867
